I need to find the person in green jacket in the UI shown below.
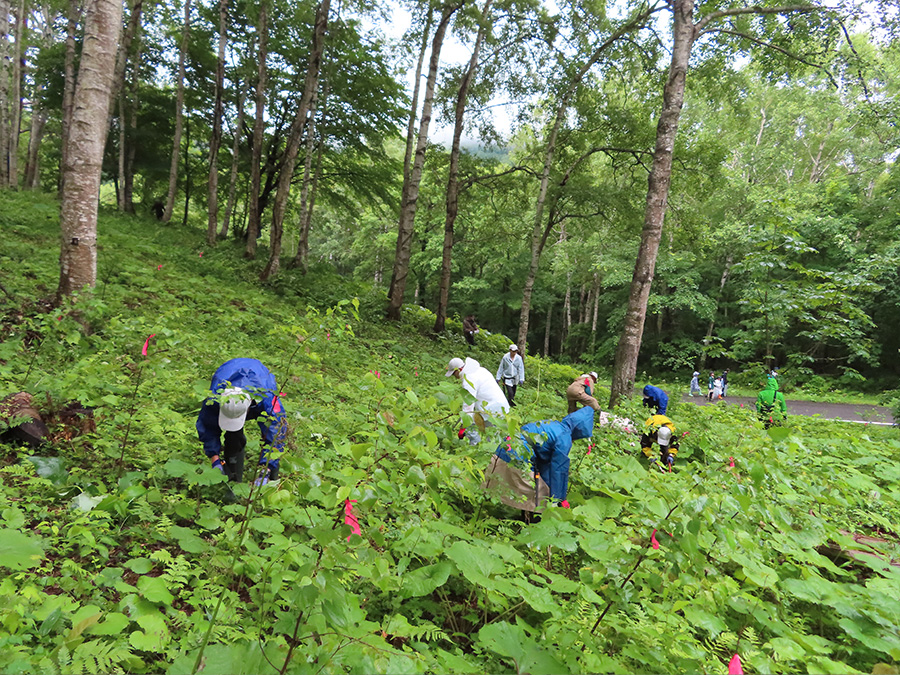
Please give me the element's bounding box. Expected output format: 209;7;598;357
756;376;787;428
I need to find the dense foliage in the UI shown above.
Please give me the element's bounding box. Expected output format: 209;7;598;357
1;195;899;674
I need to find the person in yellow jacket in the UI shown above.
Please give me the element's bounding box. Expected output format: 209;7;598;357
640;414;679;471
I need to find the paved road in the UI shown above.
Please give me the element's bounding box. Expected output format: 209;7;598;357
680;395;895;425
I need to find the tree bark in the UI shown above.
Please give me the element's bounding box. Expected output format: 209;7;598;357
434;0;491;333
246;0;267;258
123;42;140;213
207;0;227;245
113;0;142;212
260;0;330;282
0;0;10;187
59;0;78;197
543;304;552;358
609;0;695;407
163;0;190;223
57;0;123;300
698;254;733;370
24;108;47;189
219;84;245;239
386;3;460;320
292;72;328;272
8;0;24;188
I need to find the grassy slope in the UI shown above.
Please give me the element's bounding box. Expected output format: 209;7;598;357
1;192;900;675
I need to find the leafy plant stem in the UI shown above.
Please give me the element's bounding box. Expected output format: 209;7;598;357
116;362;146;476
19;335;45;388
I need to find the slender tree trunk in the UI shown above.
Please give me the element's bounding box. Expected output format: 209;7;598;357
123;43;140;213
59;0;78;196
246;0;267;258
24;108;47;188
698;254;733;370
590;272;600;344
543;304;552;358
57;0;123;300
181;115;190;226
7;0;24;188
516;7;659;350
386;3;460;320
163;0;190;222
219;85;245;239
434;0;491;333
117;93;126;209
206;0;227;245
292;73;329;272
0;0;10;187
609;0;695;407
261;0;330;281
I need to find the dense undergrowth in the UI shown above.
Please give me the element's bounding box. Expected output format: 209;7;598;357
1;192;899;675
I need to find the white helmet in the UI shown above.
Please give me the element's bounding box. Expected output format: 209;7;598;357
657;426;673;447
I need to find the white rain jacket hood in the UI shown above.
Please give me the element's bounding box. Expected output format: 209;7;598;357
460;357;509;415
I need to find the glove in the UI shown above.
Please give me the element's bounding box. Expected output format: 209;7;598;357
458;427;467;439
211;456;226;474
254;467;270;487
664;453;675;468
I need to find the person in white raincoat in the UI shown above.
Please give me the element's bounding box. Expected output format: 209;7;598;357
446;357;509;444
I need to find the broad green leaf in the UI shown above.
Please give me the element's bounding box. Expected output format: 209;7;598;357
137;576;174;605
249;517;284;534
400;561;452;598
0;527;44;569
446;541;504;584
125;557;153;574
90;612;131;636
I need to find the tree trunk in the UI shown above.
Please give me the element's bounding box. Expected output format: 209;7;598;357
386;3;460;320
24;108;47;189
163;0;190;223
206;0;227;246
543;304;552;358
590;272;600;344
698;254;733;370
57;0;123;300
181;115;190;226
292;73;329;272
0;0;10;187
8;0;24;188
59;0;78;196
260;0;330;282
219;84;245;239
117;93;126;209
516;7;658;350
123;43;140;214
113;0;142;212
433;0;491;333
609;0;695;407
246;0;267;258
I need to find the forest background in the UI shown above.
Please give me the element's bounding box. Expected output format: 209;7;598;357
2;0;900;401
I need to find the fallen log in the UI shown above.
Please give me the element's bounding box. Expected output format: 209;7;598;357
0;392;49;447
817;530;900;569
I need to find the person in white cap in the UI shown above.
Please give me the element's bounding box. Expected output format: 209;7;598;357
640;414;679;472
446;356;509;444
196;358;287;486
495;344;525;407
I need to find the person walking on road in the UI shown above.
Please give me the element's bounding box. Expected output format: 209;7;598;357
566;372;601;414
707;372;716;401
689;371;701;397
495;344;525;407
721;369;729;398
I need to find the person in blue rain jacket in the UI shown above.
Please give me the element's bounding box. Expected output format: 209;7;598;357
642;384;669;415
482;406;594;512
196;358;287;486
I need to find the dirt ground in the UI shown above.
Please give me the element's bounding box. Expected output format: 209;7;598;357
680;394;895;425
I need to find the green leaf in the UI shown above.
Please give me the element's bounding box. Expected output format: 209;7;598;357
125;557;153;574
0;527;44;569
400;561;452;598
477;620;566;675
446;541;504;585
90;612;131;636
250;517;285;534
683;605;728;636
169;525;208;554
26;455;67;485
573;496;623;523
137;576;174;605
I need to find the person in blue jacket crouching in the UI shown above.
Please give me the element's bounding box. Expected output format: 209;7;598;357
642;384;669;415
482;406;594;513
196;358;287;486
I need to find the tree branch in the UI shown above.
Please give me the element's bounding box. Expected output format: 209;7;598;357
699;27;839;88
695;3;823;33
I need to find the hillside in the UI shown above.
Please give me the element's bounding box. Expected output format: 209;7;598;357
1;192;899;675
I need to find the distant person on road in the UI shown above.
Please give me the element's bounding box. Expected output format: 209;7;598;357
640;414;679;472
712;375;723;400
495;344;525;407
196;358;287;486
446;356;509;444
566;372;601;414
482;406;594;512
642;384;669;415
463;315;479;346
689;371;701;397
721;369;729;398
707;372;716;401
756;376;787;429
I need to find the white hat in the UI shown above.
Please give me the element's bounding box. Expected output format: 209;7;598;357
219;387;251;432
445;357;465;377
657;426;672;447
589;371;598;381
508;344;518;351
